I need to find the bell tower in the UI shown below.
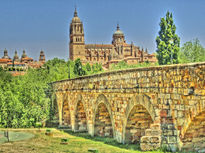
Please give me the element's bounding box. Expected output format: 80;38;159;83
69;8;85;62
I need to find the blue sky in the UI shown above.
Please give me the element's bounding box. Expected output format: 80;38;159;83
0;0;204;60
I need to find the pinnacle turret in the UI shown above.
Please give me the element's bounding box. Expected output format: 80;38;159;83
74;7;78;17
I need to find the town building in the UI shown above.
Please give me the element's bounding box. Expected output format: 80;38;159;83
69;8;157;68
0;49;46;75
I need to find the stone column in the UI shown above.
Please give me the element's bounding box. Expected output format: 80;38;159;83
71;109;77;131
56;93;63;126
88;121;94;136
160;104;179;152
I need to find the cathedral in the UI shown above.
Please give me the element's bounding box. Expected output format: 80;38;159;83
69;9;157;68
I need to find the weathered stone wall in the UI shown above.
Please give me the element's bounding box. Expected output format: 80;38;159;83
52;62;205;152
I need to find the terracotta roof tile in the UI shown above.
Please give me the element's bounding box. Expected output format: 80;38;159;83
0;58;12;63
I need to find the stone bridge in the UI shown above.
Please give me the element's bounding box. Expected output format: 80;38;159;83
51;62;205;152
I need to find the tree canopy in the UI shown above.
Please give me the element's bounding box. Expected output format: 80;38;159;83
74;58;86;76
179;38;205;63
0;58;104;128
156;11;180;65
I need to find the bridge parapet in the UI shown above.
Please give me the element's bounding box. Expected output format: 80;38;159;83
52;62;205;151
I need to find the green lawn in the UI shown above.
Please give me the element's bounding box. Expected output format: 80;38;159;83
0;129;168;153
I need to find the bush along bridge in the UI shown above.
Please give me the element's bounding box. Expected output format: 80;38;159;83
51;62;205;152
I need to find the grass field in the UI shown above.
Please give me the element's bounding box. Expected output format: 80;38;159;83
0;129;174;153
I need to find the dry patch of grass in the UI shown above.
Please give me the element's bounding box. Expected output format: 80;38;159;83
0;129;164;153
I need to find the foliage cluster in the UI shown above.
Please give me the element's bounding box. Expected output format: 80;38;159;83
0;58;103;128
68;59;103;78
179;38;205;63
156;11;180;65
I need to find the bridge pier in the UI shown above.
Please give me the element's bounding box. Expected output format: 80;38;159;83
56;93;63;126
88;124;94;136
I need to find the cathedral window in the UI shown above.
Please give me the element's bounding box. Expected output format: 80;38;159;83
80;26;82;33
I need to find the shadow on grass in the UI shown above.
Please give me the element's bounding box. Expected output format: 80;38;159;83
61;130;199;153
62;130;141;151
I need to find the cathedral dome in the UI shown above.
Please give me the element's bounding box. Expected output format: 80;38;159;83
113;24;124;36
72;16;81;23
21;50;27;58
2;48;10;59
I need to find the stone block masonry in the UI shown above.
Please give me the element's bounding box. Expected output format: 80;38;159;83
52;62;205;151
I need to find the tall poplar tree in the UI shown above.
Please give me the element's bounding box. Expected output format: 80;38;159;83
156;11;180;65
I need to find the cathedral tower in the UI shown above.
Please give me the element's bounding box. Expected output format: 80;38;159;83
39;50;46;63
69;8;85;61
112;24;126;57
13;50;20;62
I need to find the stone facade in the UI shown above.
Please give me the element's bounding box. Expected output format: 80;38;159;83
52;62;205;152
0;49;46;75
69;9;157;68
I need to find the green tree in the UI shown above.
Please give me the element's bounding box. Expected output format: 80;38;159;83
0;58;69;128
74;58;85;76
0;58;106;128
179;38;205;63
92;63;103;73
44;58;68;82
68;60;75;79
156;11;180;65
85;63;91;72
111;61;128;70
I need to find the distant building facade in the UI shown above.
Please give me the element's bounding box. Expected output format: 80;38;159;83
69;9;157;68
0;49;46;75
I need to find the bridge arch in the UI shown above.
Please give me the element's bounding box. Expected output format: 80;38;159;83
73;95;88;132
123;94;157;144
93;94;115;138
61;93;71;127
181;103;205;151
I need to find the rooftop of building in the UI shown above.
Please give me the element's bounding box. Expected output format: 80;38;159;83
113;24;124;36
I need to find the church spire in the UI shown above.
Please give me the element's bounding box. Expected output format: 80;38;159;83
117;23;120;30
74;7;78;17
